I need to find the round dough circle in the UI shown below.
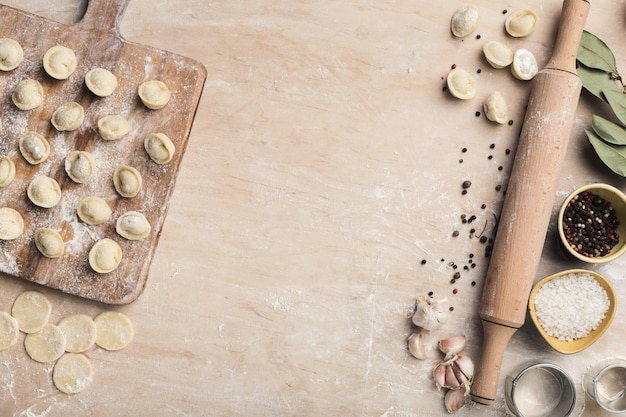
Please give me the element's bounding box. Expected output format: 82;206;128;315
144;133;175;164
94;311;134;351
88;238;122;273
0;156;16;187
138;80;171;109
97;115;131;140
43;45;77;80
77;196;112;225
51;102;85;131
0;311;19;351
25;323;66;363
116;211;151;241
85;68;118;97
0;207;24;240
11;291;51;334
12;79;44;110
34;227;65;258
64;150;95;183
27;176;62;208
0;38;24;71
113;165;142;198
58;314;96;353
19;131;50;165
53;353;93;394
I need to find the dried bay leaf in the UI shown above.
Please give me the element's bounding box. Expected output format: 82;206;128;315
592;115;626;145
577;30;618;73
603;88;626;126
578;63;620;101
587;129;626;176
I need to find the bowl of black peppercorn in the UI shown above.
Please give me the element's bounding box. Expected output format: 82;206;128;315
558;183;626;263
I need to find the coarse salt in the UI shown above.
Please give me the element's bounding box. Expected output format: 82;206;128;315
534;272;609;342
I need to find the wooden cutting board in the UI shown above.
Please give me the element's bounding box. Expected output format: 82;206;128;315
0;0;206;304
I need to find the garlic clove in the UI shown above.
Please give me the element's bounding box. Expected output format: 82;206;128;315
444;387;467;413
433;363;447;390
438;335;466;357
453;355;475;389
444;364;462;390
407;332;427;360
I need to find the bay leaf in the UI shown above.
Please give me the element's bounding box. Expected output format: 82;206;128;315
587;129;626;176
577;30;618;73
603;88;626;126
578;63;619;101
592;115;626;145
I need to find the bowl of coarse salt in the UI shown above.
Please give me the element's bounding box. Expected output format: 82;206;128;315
558;183;626;263
528;269;616;354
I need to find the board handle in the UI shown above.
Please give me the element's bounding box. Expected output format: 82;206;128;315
76;0;130;34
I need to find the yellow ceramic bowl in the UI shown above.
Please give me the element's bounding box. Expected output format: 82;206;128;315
528;269;616;354
558;183;626;263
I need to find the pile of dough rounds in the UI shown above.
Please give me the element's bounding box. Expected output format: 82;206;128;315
0;39;172;274
0;291;134;394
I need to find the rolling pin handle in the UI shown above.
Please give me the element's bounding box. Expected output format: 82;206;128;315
470;320;518;405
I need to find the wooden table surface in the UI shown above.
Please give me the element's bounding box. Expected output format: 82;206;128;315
1;0;626;416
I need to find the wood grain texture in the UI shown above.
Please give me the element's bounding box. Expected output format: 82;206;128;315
0;0;206;304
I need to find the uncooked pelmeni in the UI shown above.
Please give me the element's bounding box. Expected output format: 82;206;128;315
19;131;50;165
53;353;93;394
0;311;19;351
144;132;175;164
0;207;23;240
57;314;97;353
64;150;95;183
450;6;480;38
0;38;23;71
27;176;62;208
12;79;44;110
85;68;118;97
113;165;142;198
0;156;16;187
88;238;122;273
11;291;51;333
511;48;538;81
34;227;65;258
116;211;151;241
446;68;476;99
43;45;77;80
482;41;514;69
505;9;538;38
97;115;131;140
138;80;171;109
483;91;509;124
76;196;112;225
94;311;134;351
51;102;85;131
24;323;66;363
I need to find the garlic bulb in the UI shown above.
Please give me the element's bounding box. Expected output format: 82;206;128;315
407;332;427;360
411;295;448;331
433;354;475;391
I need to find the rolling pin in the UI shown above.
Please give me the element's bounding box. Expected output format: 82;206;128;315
469;0;590;405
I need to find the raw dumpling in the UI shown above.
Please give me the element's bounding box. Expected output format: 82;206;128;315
34;227;65;258
116;211;151;240
94;311;134;351
19;131;50;165
113;166;142;198
52;102;85;131
0;156;16;187
43;45;77;80
505;10;538;38
511;48;538;81
11;291;50;333
138;80;171;109
76;196;112;225
12;79;44;110
88;238;122;273
97;115;131;140
27;176;62;208
0;38;23;71
85;68;118;97
144;132;175;164
57;314;97;353
447;68;476;99
24;323;66;363
53;353;93;394
0;207;23;240
483;91;509;124
450;6;480;38
65;150;95;183
482;41;513;69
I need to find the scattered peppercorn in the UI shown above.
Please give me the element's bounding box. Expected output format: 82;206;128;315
453;288;458;294
452;230;460;237
476;68;482;74
428;291;434;297
475;111;481;117
481;204;487;209
451;64;457;69
508;120;514;126
495;184;502;191
505;148;511;155
502;9;508;14
462;147;468;153
462;189;468;195
489;143;495;149
449;306;454;311
421;259;427;265
462;180;472;189
453;272;461;279
488;155;493;160
498;166;503;171
471;281;477;287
